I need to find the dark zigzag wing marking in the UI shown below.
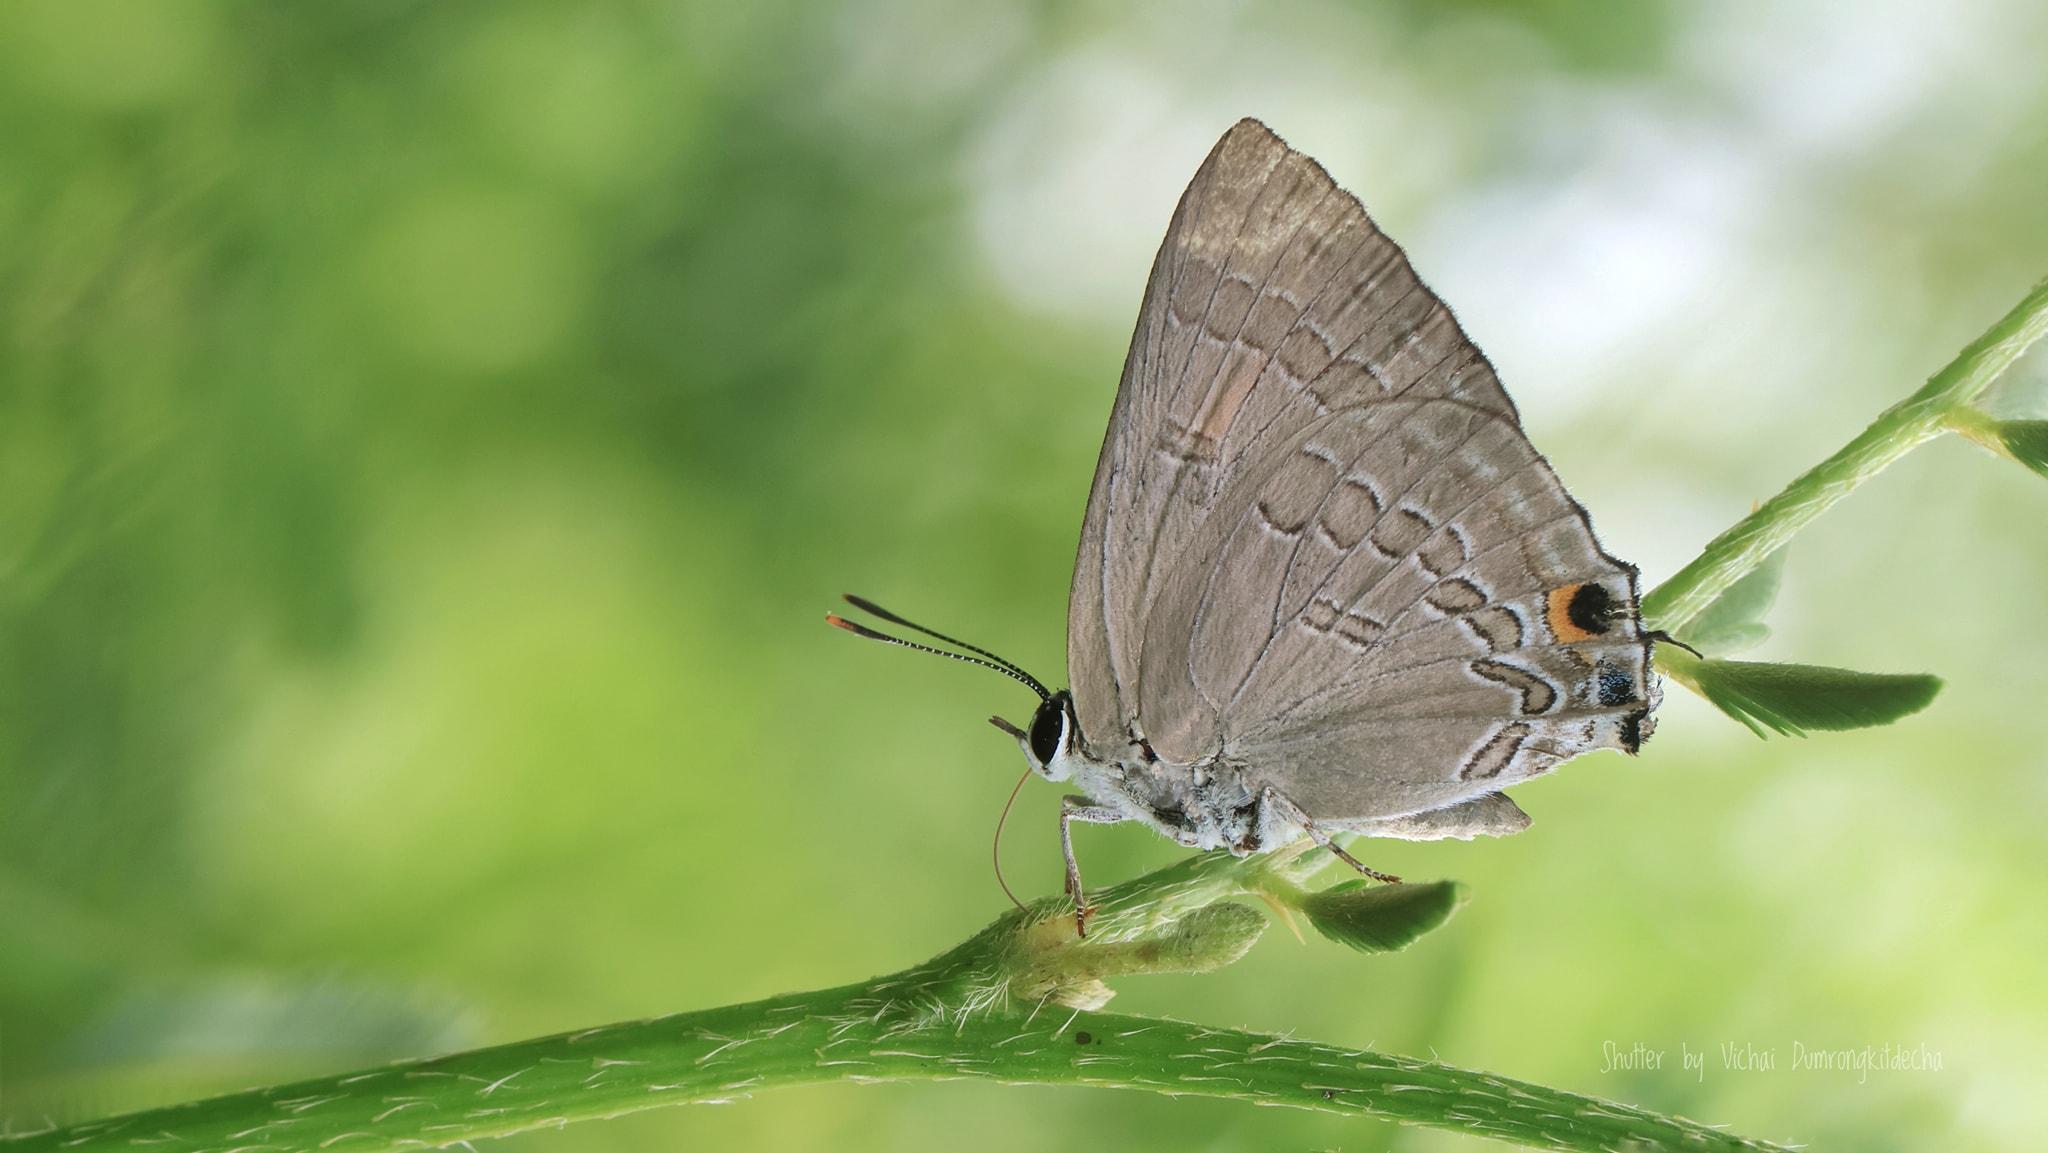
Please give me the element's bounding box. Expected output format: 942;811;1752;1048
1187;380;1490;715
1221;394;1548;713
1258;348;1470;634
1242;507;1593;731
1261;358;1523;622
1221;402;1538;709
1184;370;1479;711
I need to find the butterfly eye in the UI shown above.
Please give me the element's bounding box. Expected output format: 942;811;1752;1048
1028;695;1067;766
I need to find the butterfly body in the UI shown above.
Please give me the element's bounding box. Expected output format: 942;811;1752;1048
1041;713;1266;855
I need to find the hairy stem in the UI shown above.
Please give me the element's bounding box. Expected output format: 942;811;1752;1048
1643;275;2048;632
0;1003;1792;1153
1;848;1788;1153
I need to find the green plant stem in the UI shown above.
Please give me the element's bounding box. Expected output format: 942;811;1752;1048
0;1002;1790;1153
1;849;1788;1153
1643;275;2048;632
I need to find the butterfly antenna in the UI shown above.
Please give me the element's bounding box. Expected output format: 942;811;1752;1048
991;765;1032;913
826;612;1051;701
834;594;1053;701
842;594;1049;693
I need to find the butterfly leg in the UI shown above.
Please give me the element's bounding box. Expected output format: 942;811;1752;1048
1059;796;1127;938
1260;786;1402;884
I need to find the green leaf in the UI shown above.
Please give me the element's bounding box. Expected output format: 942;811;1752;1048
1675;545;1787;654
1298;879;1465;954
1995;418;2048;479
1675;656;1942;738
1690;621;1772;653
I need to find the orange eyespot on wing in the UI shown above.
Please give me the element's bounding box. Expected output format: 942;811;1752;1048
1544;582;1616;643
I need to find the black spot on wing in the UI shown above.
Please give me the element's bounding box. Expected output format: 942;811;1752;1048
1567;582;1616;636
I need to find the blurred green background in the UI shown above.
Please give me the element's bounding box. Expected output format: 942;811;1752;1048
4;2;2046;1150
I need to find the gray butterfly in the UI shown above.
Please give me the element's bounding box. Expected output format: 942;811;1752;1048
834;118;1659;933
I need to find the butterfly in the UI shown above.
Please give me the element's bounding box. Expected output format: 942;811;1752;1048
833;118;1659;934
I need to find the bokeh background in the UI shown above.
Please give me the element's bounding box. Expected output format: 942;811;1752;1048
4;2;2047;1150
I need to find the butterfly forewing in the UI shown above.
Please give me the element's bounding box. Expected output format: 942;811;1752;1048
1069;117;1654;825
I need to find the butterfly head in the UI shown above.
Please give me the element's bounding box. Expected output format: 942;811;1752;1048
1017;690;1078;781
